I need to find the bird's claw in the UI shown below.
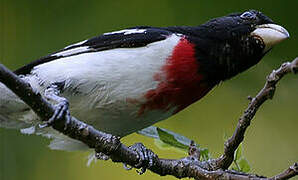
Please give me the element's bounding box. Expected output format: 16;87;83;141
128;143;157;175
123;163;133;170
39;99;71;130
95;152;110;160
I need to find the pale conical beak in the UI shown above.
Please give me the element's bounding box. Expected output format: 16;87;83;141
251;23;290;51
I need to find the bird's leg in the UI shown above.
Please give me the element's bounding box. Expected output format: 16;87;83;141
39;82;71;129
126;143;157;175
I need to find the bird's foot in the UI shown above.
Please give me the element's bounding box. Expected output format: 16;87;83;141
39;82;71;129
95;152;110;160
39;98;71;130
125;143;157;175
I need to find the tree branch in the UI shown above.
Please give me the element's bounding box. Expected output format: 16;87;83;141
212;57;298;170
0;57;297;179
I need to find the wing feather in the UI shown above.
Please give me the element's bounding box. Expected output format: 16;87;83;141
14;27;172;75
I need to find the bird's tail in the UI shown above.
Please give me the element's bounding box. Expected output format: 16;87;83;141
0;82;89;152
0;82;31;129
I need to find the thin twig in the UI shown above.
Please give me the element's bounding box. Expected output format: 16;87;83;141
211;57;298;170
269;163;298;180
0;57;297;179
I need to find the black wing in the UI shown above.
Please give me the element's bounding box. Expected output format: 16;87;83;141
15;27;172;75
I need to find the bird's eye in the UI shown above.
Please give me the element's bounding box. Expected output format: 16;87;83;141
240;11;257;20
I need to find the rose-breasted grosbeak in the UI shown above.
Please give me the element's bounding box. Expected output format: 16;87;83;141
0;10;289;151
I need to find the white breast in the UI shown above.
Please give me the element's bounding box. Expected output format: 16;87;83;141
29;34;181;136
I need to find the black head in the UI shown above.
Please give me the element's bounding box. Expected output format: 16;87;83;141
186;10;289;83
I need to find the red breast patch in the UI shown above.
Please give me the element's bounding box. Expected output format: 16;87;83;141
138;37;212;115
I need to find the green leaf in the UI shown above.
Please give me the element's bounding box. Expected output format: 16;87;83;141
137;126;211;160
238;158;250;173
156;127;189;150
154;139;172;149
231;166;239;171
234;143;242;161
137;126;159;139
137;126;192;150
231;143;250;173
200;148;210;161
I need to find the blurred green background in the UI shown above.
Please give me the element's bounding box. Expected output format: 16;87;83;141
0;0;297;179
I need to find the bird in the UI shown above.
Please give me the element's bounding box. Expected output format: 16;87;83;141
0;10;289;153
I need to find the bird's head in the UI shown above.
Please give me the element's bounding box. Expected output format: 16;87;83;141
191;10;289;82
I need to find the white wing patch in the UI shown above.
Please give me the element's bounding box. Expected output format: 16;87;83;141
64;40;88;49
53;46;91;57
104;29;146;35
55;29;147;57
